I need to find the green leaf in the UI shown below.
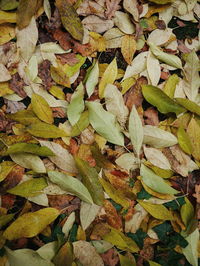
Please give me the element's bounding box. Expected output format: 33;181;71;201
148;261;161;266
177;127;193;155
138;201;174;220
183;50;200;102
16;0;39;29
86;61;99;98
140;164;178;195
7;178;47;197
0;161;16;182
56;0;84;41
37;241;58;261
75;157;104;205
148;42;182;69
7;110;40;125
103;227;139;253
3;208;60;240
5;247;54;266
31;93;54;124
182;229;199;266
10;153;46;173
187;118;200;161
99;178;130;209
67;82;84;126
142;85;185;115
163;74;179;98
48;171;93;204
180;197;194;227
86;101;124;146
143;125;178;148
26;122;67;138
5;143;55;156
129;105;143;157
80;202;101;230
91;240;113;254
70;111;90;137
175;97;200;116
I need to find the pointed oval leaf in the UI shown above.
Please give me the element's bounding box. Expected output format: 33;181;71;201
67;82;85;126
129;105;143;157
121;35;136;65
70;111;90;137
26;122;67;138
143;125;178;148
86;61;99;98
39;140;77;174
99;58;118;98
75;157;104;206
105;84;129;127
48;171;93;204
140;164;178;195
182;229;199;266
3;208;60;240
6;247;54;266
147;51;161;86
7;178;47;197
148;42;182;69
177;127;193;155
138;201;174;220
31;93;53;124
56;0;84;41
86;101;124;146
5;143;55;156
80;202;101;230
142;85;185;115
16;0;38;29
175;97;200;116
187;118;200;161
10;153;46;173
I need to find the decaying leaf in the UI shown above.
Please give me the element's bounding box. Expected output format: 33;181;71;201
56;0;84;42
121;35;136;65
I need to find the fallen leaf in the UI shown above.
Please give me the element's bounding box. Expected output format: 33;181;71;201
3;208;60;240
123;0;139;21
147;51;161;86
48;171;93;204
0;25;16;45
182;229;199;266
187;118;200;161
73;240;104;266
114;11;135;34
129;105;143;157
86;101;124;146
104;200;122;230
86;61;99;98
105;0;121;19
82;15;114;33
121;35;136;65
80;202;101;230
56;0;84;42
99;57;118;98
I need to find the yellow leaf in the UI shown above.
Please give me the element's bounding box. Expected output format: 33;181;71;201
187;118;200;161
121;35;136;65
49;85;65;100
0;10;16;24
31;93;53;124
145;4;170;18
121;77;136;95
138;201;174;220
0;25;15;45
148;0;174;4
99;178;130;209
50;64;70;87
3;208;60;240
177;127;193;155
99;58;118;98
0;161;16;182
140;179;174;200
89;32;106;52
0;82;14;97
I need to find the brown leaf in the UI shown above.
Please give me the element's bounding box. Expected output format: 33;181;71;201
144;107;159;126
77;0;105;18
1;194;16;209
9;73;27;98
101;248;119;266
105;0;121;19
104;200;122;230
82;15;114;33
56;53;79;66
193;185;200;204
124;76;147;111
38;60;55;90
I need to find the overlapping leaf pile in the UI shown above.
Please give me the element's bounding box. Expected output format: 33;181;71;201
0;0;199;265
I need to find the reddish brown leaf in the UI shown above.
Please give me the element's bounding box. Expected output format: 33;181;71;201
104;200;122;230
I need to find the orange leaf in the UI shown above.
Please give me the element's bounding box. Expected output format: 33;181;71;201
104;200;122;230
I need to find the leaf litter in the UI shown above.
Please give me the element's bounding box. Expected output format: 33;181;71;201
0;0;199;265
